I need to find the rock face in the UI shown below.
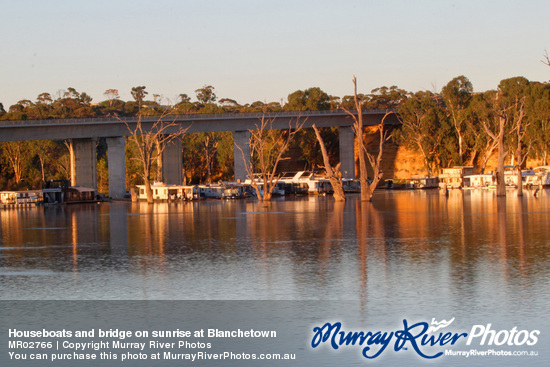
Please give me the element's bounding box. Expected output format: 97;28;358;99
277;128;547;181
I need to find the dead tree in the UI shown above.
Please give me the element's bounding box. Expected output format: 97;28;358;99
342;76;391;201
341;76;369;201
236;109;305;203
312;124;345;201
121;110;188;204
512;96;531;197
363;115;392;200
481;93;508;196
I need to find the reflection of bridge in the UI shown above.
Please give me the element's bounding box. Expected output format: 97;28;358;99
0;110;399;198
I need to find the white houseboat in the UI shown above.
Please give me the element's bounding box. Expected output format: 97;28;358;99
439;166;476;189
524;166;550;187
463;173;496;189
136;182;200;201
198;183;248;199
0;190;43;206
503;167;535;188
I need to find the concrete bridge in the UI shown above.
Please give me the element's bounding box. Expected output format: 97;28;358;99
0;110;399;198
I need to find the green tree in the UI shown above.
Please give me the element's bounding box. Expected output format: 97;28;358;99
131;86;148;105
364;86;410;109
395;91;449;175
285;87;330;111
442;76;473;164
195;85;217;104
526;82;550;165
1;141;31;184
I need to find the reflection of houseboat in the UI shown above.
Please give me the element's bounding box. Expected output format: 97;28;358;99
439;166;476;189
525;166;550;187
42;180;98;204
136;183;200;201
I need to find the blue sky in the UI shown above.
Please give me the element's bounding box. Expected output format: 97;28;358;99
1;0;549;107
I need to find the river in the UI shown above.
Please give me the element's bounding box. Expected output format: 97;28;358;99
1;190;548;366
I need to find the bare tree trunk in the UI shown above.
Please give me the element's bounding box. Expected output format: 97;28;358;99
457;133;464;165
495;116;506;196
39;156;45;182
342;76;370;202
312;124;345;201
358;132;370;202
145;179;154;204
364;116;391;201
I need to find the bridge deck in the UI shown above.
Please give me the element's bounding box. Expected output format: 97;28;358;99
0;109;399;142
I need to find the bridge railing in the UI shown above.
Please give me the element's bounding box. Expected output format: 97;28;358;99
0;109;396;127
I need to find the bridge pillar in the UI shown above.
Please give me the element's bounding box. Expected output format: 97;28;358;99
233;130;251;182
161;137;183;185
106;137;126;199
339;126;355;179
70;138;97;189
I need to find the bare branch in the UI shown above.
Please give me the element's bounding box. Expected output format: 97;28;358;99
117;110;189;203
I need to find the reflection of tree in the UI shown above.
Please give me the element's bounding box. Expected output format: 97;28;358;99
354;200;386;311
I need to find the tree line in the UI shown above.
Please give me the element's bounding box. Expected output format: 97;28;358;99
0;76;549;195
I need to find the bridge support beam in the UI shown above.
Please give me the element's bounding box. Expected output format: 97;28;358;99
70;138;97;189
339;126;355;179
233;130;251;182
106;137;126;199
161;137;183;185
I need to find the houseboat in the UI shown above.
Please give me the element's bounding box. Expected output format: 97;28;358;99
463;173;496;189
385;177;438;189
282;171;333;195
409;176;439;189
198;183;248;199
503;166;535;188
244;175;286;196
136;182;200;201
525;166;550;187
42;180;99;204
0;190;43;206
438;166;476;189
278;172;317;195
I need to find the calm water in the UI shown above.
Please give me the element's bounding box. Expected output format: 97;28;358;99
1;190;549;365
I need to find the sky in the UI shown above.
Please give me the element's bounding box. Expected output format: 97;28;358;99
1;0;549;108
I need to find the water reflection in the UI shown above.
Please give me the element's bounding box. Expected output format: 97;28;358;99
0;190;549;306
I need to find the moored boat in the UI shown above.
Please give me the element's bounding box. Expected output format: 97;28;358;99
42;180;99;204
